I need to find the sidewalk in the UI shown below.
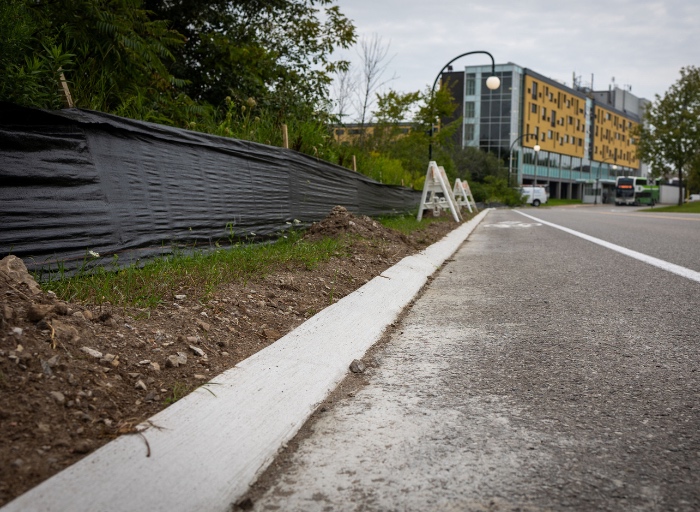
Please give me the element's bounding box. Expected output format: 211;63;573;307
1;211;491;512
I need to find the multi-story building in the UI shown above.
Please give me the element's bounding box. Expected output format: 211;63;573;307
442;63;650;201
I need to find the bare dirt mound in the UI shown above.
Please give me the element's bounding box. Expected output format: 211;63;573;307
304;206;411;246
0;208;463;506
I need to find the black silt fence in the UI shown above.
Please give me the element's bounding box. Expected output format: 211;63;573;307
0;103;421;273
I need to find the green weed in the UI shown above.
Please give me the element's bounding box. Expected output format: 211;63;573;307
164;382;191;404
378;212;459;235
37;230;344;309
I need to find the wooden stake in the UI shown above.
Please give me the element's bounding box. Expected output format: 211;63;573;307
59;71;74;108
282;124;289;149
352;155;357;172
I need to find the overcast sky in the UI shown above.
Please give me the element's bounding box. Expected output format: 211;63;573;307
332;0;699;120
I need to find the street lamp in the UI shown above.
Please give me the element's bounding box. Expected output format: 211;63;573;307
594;157;618;205
508;133;537;187
428;51;500;162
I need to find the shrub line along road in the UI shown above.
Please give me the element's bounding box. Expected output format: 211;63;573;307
251;207;700;511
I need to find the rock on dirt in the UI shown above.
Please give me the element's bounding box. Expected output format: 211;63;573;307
349;359;366;374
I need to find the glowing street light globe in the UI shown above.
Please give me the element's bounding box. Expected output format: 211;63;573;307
485;75;501;90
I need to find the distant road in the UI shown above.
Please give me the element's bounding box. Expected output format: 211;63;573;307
520;205;700;273
249;207;700;511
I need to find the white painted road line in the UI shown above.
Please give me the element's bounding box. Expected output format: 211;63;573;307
1;210;492;512
515;210;700;284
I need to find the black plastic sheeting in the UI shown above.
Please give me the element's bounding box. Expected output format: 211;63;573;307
0;103;421;273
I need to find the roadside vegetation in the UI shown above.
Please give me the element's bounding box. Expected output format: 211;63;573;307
545;199;583;207
5;2;695;207
639;202;700;214
632;66;700;204
34;215;454;308
0;0;527;204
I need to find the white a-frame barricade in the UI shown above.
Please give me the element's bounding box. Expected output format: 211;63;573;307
453;178;479;214
417;161;462;222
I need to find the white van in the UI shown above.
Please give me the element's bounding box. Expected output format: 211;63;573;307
520;186;548;207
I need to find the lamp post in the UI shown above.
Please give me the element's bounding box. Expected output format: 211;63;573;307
533;144;541;187
594;157;618;205
428;51;500;162
508;133;537;188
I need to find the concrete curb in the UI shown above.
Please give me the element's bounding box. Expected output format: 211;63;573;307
2;210;491;512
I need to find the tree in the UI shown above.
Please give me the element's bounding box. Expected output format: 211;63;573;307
332;65;355;124
633;66;700;205
449;146;506;183
0;0;194;122
144;0;355;120
0;0;74;109
352;33;395;141
688;152;700;194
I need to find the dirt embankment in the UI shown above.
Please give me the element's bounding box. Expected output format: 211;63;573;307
0;206;462;506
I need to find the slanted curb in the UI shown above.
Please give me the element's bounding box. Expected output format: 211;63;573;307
2;210;491;512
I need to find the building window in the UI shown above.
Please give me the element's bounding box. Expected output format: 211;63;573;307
531;81;538;100
466;74;476;95
542;107;547;120
531;103;537;114
548;130;553;139
464;123;475;141
551;111;556;128
465;101;475;118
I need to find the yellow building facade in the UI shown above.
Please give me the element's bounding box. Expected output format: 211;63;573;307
445;62;649;200
591;105;640;169
522;75;587;159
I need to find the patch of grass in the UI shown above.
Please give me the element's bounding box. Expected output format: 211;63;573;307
165;382;192;405
639;202;700;214
38;231;345;308
378;212;463;235
545;198;582;207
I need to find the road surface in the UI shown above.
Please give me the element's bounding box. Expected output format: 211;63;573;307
248;206;700;511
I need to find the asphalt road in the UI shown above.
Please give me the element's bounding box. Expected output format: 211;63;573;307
517;205;700;273
249;206;700;511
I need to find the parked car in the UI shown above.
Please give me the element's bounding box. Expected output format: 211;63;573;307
520;186;548;207
686;194;700;202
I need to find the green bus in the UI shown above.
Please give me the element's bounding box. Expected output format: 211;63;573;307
615;177;659;206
